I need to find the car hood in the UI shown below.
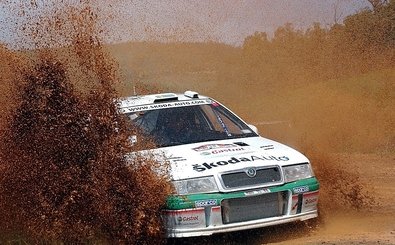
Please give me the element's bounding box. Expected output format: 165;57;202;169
152;136;309;180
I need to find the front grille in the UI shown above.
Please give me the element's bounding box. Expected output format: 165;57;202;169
221;167;281;189
221;192;287;224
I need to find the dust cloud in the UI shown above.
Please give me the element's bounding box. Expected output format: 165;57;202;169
0;0;394;244
0;2;170;244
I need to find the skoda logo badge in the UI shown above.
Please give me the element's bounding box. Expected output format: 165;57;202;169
246;167;257;178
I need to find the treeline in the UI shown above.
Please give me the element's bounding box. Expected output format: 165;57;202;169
241;1;395;88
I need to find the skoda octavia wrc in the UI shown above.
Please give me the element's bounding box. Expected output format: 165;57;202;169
118;91;319;238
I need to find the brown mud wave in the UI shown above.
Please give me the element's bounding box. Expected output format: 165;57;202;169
0;2;171;244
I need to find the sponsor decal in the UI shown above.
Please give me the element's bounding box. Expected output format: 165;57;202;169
168;156;187;162
304;197;318;205
177;215;200;225
302;191;319;211
178;216;198;222
199;147;246;156
193;143;248;155
124;99;211;113
164;208;205;227
260;144;274;150
293;186;310;194
290;191;319;213
192;143;236;152
195;199;217;207
192;155;290;172
244;188;271;196
211;147;245;155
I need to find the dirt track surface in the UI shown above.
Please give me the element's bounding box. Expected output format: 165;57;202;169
169;153;395;245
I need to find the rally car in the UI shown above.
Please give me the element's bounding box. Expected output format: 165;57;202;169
118;91;319;238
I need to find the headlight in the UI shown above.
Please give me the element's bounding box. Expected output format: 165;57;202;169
283;163;313;183
173;176;218;195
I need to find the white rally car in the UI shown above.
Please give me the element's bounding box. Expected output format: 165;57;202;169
119;91;319;238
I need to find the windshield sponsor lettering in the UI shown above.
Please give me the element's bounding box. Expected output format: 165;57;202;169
192;155;289;172
124;99;211;113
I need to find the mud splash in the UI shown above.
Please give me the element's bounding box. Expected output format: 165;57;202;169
0;2;170;244
305;150;376;213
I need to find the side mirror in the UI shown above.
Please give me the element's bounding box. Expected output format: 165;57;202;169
248;124;259;134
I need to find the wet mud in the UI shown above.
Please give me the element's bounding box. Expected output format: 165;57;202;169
0;2;170;244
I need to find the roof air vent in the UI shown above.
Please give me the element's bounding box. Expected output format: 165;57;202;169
184;91;199;98
153;93;178;102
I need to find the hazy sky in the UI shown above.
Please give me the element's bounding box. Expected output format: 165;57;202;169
106;0;370;45
0;0;370;48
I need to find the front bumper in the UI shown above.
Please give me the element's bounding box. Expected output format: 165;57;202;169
164;177;319;238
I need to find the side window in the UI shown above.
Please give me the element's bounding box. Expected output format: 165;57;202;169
200;105;224;132
201;104;247;135
215;108;244;135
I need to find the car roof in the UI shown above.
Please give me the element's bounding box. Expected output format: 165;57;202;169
118;91;210;109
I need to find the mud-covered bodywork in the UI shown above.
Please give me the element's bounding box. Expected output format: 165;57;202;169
119;91;319;237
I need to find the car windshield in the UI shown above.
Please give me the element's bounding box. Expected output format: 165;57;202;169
125;101;258;147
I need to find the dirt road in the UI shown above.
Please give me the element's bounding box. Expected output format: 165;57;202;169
169;153;395;245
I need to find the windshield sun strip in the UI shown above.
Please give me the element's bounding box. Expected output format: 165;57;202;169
121;99;212;113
